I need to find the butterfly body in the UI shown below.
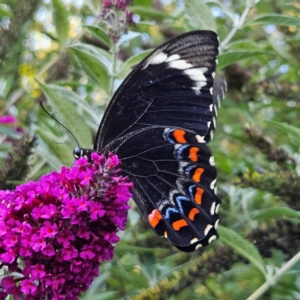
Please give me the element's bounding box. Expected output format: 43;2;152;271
79;31;226;251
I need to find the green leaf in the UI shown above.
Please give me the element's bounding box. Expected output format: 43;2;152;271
83;291;119;300
133;0;152;6
36;130;73;168
217;51;273;69
115;244;168;254
218;226;267;277
265;120;300;146
0;4;12;17
207;1;235;23
253;207;300;221
117;32;142;48
84;25;111;48
184;0;217;31
52;0;69;45
227;40;262;51
246;0;257;7
268;33;297;63
38;82;93;148
0;126;21;139
59;90;100;124
130;6;171;19
0;76;14;98
266;120;300;137
69;44;110;94
49;83;103;124
118;49;152;75
84;0;101;13
246;14;300;28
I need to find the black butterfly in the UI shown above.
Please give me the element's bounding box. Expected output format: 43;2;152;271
74;30;226;252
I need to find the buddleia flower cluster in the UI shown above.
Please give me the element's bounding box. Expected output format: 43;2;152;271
0;152;132;299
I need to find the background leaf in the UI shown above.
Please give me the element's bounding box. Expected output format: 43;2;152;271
247;14;300;28
69;44;110;94
218;226;267;277
253;207;300;221
184;0;217;31
84;25;111;48
38;82;93;148
217;51;273;69
52;0;69;45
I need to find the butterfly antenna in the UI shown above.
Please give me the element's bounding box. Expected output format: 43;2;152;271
40;101;80;148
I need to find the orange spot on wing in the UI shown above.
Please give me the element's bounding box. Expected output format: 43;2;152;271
189;147;199;162
148;209;162;228
172;219;188;231
192;168;204;182
195;187;204;204
188;208;200;221
173;129;187;143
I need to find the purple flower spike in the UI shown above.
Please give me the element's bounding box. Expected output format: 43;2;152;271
0;153;132;299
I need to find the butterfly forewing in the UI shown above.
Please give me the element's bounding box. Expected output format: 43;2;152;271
94;30;224;251
94;30;219;152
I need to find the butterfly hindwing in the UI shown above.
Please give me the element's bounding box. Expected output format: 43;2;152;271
107;127;219;251
93;30;224;251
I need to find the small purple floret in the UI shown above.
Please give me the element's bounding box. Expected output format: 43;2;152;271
0;153;132;299
0;115;17;124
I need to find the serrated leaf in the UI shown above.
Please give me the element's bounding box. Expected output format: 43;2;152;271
253;207;300;220
218;226;267;277
69;44;110;94
184;0;217;31
246;14;300;28
52;0;69;45
38;82;93;149
217;51;273;69
84;25;111;48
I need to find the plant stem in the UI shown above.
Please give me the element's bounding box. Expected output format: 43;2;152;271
247;251;300;300
220;4;252;51
109;41;118;100
108;11;120;103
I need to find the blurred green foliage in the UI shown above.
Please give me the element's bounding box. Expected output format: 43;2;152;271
0;0;300;299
